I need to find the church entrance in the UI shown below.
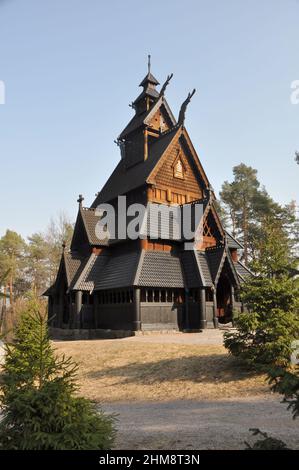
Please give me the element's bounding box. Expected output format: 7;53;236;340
216;272;232;323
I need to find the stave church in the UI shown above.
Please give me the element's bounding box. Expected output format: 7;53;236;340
45;59;251;337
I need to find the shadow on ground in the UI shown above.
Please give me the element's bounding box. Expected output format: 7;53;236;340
86;353;262;386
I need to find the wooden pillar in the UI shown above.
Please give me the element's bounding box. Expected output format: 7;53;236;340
199;288;207;329
133;288;141;331
94;293;99;329
213;288;218;328
184;288;189;331
230;284;235;324
58;288;64;327
75;291;82;329
230;284;235;310
144;130;148;160
68;294;72;328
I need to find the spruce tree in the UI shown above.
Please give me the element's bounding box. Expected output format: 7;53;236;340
224;217;299;368
0;299;116;450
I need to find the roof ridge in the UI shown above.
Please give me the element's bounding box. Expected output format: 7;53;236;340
193;250;206;287
235;259;254;275
224;247;240;287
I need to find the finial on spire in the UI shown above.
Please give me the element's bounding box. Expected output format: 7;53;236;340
148;54;151;74
77;194;84;206
178;88;196;125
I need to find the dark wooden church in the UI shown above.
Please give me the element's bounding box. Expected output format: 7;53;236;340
45;60;251;335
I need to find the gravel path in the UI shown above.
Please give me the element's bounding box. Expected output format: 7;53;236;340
103;397;299;450
121;330;226;346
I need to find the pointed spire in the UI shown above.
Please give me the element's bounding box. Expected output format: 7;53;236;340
138;54;159;88
132;55;160;112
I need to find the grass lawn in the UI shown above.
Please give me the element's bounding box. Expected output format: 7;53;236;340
53;338;270;402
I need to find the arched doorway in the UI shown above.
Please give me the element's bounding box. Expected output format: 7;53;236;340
216;272;232;323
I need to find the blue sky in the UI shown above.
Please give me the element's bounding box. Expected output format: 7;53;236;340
0;0;298;238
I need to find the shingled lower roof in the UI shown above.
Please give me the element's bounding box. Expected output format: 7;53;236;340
64;252;88;290
206;246;225;284
180;250;213;288
180;250;202;288
93;250;140;290
72;253;108;291
135;250;184;288
196;251;213;286
234;260;253;281
226;231;243;249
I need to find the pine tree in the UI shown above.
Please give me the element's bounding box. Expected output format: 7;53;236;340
0;230;26;305
0;299;116;450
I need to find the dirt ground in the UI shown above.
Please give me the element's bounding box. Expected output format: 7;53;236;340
53;331;270;402
52;331;298;450
1;331;297;449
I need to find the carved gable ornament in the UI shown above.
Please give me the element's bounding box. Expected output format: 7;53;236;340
173;151;186;179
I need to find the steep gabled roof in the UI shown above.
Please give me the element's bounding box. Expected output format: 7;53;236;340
92;126;180;206
44;251;87;295
71;206;108;249
139;72;159;87
205;245;240;287
93;125;212;207
80;207;108;245
118;96;176;141
206;246;226;284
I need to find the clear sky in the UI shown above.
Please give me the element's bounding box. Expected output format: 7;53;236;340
0;0;298;238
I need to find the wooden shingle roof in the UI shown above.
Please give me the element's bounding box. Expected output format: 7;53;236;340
135;250;185;288
234;260;253;282
92;126;179;206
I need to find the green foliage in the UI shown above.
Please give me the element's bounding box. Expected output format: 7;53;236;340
0;230;26;303
0;269;10;299
0;213;74;299
219;163;298;264
241;276;299;315
224;307;299;368
249;216;297;278
268;366;299;420
0;299;116;450
224;212;299;369
245;428;289;450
